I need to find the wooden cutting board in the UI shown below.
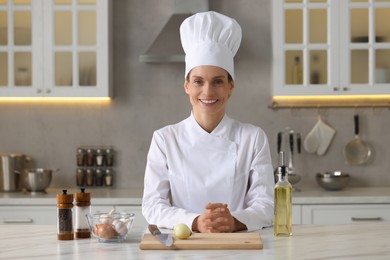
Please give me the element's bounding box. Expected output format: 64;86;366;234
139;232;263;250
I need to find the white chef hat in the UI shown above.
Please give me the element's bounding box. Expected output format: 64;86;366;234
180;11;242;80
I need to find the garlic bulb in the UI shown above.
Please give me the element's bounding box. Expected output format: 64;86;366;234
112;219;128;236
99;208;115;224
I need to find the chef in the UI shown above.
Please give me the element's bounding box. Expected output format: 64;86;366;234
142;11;274;233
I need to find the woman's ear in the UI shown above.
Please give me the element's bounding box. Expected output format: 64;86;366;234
184;80;190;94
228;81;234;98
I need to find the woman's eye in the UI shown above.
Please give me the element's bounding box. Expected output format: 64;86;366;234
194;80;202;85
214;79;224;85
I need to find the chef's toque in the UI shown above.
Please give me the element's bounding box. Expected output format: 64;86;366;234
180;11;242;80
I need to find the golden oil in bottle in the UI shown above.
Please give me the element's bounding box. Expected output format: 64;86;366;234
274;152;292;237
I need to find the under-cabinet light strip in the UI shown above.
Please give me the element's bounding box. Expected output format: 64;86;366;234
272;95;390;108
0;97;111;102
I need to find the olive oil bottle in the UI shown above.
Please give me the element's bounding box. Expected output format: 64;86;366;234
274;152;292;236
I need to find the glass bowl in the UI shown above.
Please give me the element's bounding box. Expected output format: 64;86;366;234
85;212;135;242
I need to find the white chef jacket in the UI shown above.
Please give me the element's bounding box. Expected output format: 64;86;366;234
142;113;274;231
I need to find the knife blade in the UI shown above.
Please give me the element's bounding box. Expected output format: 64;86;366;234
148;224;173;247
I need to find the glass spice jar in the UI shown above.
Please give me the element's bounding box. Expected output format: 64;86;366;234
96;149;104;167
57;190;74;240
104;168;113;187
76;148;86;166
95;168;104;186
105;148;114;166
76;168;85;186
86;149;95;166
85;169;95;186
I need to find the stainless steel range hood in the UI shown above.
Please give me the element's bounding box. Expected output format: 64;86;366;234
139;0;209;63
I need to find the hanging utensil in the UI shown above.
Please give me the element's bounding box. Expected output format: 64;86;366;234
296;133;301;154
288;130;294;173
286;130;301;190
344;114;372;165
274;132;283;182
277;132;282;154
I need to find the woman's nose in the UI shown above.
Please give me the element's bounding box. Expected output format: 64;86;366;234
203;82;213;94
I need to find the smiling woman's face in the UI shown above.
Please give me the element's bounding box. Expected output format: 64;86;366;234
184;65;234;119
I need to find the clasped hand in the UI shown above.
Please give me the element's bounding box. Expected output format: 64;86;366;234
193;203;236;233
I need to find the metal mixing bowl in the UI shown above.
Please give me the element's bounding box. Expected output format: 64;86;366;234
316;171;350;191
22;168;57;194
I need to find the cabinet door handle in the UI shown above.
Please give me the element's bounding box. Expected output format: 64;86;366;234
351;217;382;221
3;218;34;224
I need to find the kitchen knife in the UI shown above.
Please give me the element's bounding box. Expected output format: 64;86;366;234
148;224;174;247
296;133;301;154
277;132;282;154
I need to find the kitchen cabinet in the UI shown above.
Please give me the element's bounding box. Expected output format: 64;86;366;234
272;0;390;107
301;204;390;224
0;205;56;224
0;205;147;227
0;0;112;98
292;205;302;224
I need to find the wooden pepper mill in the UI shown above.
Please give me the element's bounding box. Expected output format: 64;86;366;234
57;190;74;240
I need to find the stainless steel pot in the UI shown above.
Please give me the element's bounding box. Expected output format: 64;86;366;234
0;154;31;192
21;168;58;194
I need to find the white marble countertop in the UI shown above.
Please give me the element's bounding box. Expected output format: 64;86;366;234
292;186;390;204
0;187;144;206
1;224;389;259
1;186;390;206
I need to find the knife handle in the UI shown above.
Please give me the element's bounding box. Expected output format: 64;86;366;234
148;224;161;235
277;132;282;153
289;131;294;153
297;133;301;154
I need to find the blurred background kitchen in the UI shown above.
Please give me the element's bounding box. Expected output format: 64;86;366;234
1;0;389;191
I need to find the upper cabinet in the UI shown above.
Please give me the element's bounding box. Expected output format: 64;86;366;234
0;0;111;99
272;0;390;107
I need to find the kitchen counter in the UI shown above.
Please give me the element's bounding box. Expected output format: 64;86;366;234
1;186;389;205
292;186;390;204
0;187;144;205
1;224;389;259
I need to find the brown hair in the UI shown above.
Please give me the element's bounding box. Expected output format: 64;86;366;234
185;70;233;82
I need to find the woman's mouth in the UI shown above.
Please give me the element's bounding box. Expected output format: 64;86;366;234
199;99;218;104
